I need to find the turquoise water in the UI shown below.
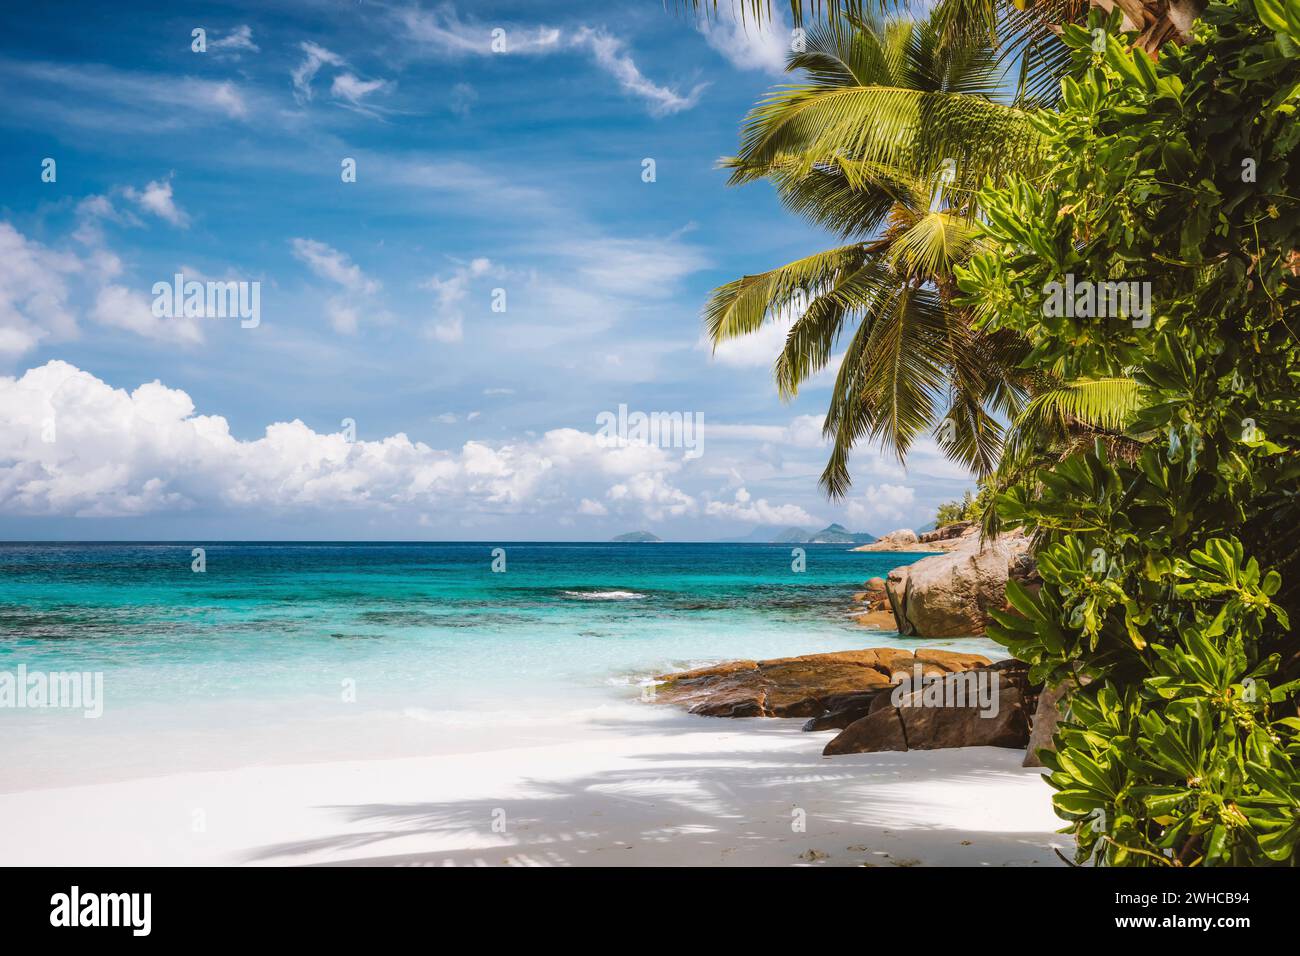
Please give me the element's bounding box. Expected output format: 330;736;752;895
0;542;999;787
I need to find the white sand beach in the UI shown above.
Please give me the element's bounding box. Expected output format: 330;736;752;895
0;713;1068;867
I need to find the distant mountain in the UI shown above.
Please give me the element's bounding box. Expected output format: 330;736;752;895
719;523;876;545
610;531;662;543
805;523;877;545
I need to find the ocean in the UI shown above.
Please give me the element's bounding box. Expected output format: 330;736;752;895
0;542;1000;789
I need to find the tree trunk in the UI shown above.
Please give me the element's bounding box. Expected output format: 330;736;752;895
1091;0;1206;55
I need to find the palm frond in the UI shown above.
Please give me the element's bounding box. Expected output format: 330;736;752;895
704;244;868;343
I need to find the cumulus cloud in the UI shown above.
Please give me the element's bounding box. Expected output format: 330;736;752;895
845;483;917;527
0;224;81;358
123;177;188;227
704;486;819;526
90;284;203;346
696;11;791;75
607;472;697;521
0;362;698;521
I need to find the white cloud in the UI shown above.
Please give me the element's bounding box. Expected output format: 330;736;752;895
290;239;382;334
704;486;819;526
607;472;697;520
395;5;561;55
696;12;790;75
90;284;203;346
0;60;250;123
577;497;608;516
331;73;392;112
291;41;346;103
394;7;702;115
0;223;81;358
558;237;706;299
430;315;463;343
572;28;706;117
290;239;379;295
845;483;917;528
706;414;825;449
209;25;259;56
0;362;700;521
422;257;495;345
123;178;188;227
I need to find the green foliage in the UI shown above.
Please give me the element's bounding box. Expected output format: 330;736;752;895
958;2;1300;865
934;481;993;526
707;9;1040;495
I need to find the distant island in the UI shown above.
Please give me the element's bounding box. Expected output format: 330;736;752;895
610;531;663;543
723;523;877;545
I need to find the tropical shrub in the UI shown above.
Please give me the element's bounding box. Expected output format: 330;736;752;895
958;1;1300;865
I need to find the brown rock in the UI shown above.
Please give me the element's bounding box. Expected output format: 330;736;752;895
822;663;1032;755
918;521;975;543
896;680;1030;750
800;691;882;731
885;530;1031;638
822;707;908;755
854;529;924;552
654;647;992;720
853;609;897;629
757;655;892;718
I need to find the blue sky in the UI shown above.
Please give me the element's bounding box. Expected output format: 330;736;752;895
0;0;975;540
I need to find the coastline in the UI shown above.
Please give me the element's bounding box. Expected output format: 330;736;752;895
0;711;1066;867
0;542;1061;866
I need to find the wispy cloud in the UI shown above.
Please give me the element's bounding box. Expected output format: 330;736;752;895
393;4;704;116
209;25;260;57
0;58;250;127
573;27;707;116
291;41;346;103
290;239;382;334
395;4;561;55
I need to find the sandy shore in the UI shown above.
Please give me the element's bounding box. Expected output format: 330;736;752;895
0;713;1068;867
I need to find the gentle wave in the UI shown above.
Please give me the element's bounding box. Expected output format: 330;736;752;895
560;589;647;601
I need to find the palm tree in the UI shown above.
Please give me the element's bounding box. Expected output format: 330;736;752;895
704;10;1040;496
679;0;1203;57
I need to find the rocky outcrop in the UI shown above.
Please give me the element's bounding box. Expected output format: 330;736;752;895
652;648;991;719
855;524;985;553
850;577;895;629
822;659;1036;756
918;521;976;545
885;529;1030;638
854;529;926;552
